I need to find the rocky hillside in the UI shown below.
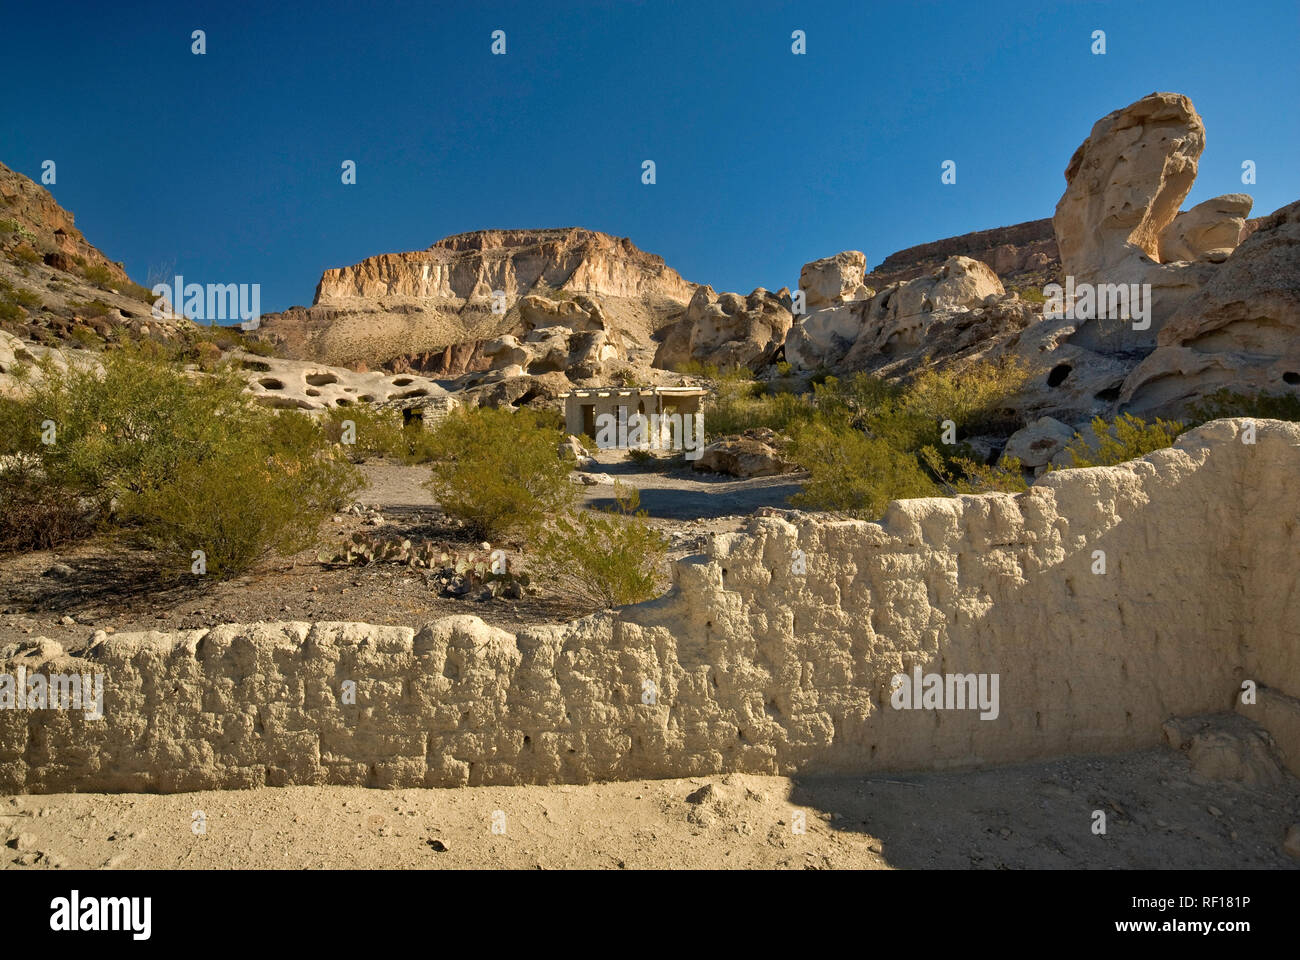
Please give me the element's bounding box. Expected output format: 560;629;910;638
0;163;183;351
256;228;698;371
864;218;1060;291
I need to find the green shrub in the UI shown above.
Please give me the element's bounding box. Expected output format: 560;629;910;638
707;371;816;437
321;405;440;464
534;486;668;607
785;358;1030;516
787;419;938;517
0;349;361;574
1061;413;1186;468
10;244;40;265
81;264;118;287
1191;389;1300;423
423;405;574;540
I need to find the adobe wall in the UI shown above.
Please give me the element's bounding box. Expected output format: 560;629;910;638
1;419;1296;793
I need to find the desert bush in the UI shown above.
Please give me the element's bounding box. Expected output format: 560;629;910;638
0;349;361;573
707;371;816;437
533;486;668;607
786;358;1029;516
0;467;93;552
787;419;938;517
321;404;440;464
80;264;117;287
1061;413;1186;468
423;405;574;540
122;408;360;577
1190;389;1300;423
10;244;40;265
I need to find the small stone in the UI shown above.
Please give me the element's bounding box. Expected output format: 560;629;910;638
1283;825;1300;861
43;563;75;579
59;615;75;626
427;838;449;852
1208;805;1223;817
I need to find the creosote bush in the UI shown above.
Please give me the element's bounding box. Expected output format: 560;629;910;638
786;358;1030;518
1061;413;1186;468
533;486;668;608
422;405;574;541
321;405;440;464
0;348;361;575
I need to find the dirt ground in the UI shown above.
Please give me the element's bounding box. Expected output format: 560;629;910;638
0;458;787;649
4;747;1297;870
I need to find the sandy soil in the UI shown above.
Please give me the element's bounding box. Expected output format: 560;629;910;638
0;458;786;649
4;747;1297;870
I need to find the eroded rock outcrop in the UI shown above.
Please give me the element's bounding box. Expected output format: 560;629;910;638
787;255;1004;371
1052;92;1251;351
652;286;792;372
864;219;1059;289
4;419;1298;792
1120;200;1300;415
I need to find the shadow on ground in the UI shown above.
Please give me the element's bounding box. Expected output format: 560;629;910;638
788;747;1300;869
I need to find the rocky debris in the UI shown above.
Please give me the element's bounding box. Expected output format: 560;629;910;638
1120;200;1300;416
559;435;596;469
318;534;528;600
1002;417;1076;471
1052;92;1250;351
571;472;615;485
787;255;1004;371
652;285;792;372
692;429;796;478
1162;715;1287;787
864;218;1060;289
256;228;696;369
800;251;870;308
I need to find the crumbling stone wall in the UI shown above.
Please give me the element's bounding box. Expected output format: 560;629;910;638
1;419;1297;793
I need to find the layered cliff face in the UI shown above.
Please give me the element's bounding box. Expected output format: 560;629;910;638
257;228;698;369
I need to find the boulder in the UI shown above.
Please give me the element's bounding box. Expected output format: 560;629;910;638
1002;417;1076;470
1158;194;1253;264
799;251;869;307
1051;92;1250;351
692;430;796;478
788;255;1004;371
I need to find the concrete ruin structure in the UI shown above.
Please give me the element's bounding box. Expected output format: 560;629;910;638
560;385;707;449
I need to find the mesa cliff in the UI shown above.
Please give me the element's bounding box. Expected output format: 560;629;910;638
256;228;697;370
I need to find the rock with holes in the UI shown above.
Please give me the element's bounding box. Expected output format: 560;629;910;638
1119;200;1300;417
236;352;451;411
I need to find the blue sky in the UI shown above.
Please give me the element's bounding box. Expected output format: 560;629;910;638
5;0;1298;311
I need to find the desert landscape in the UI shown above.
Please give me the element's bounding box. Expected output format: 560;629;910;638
1;5;1298;885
